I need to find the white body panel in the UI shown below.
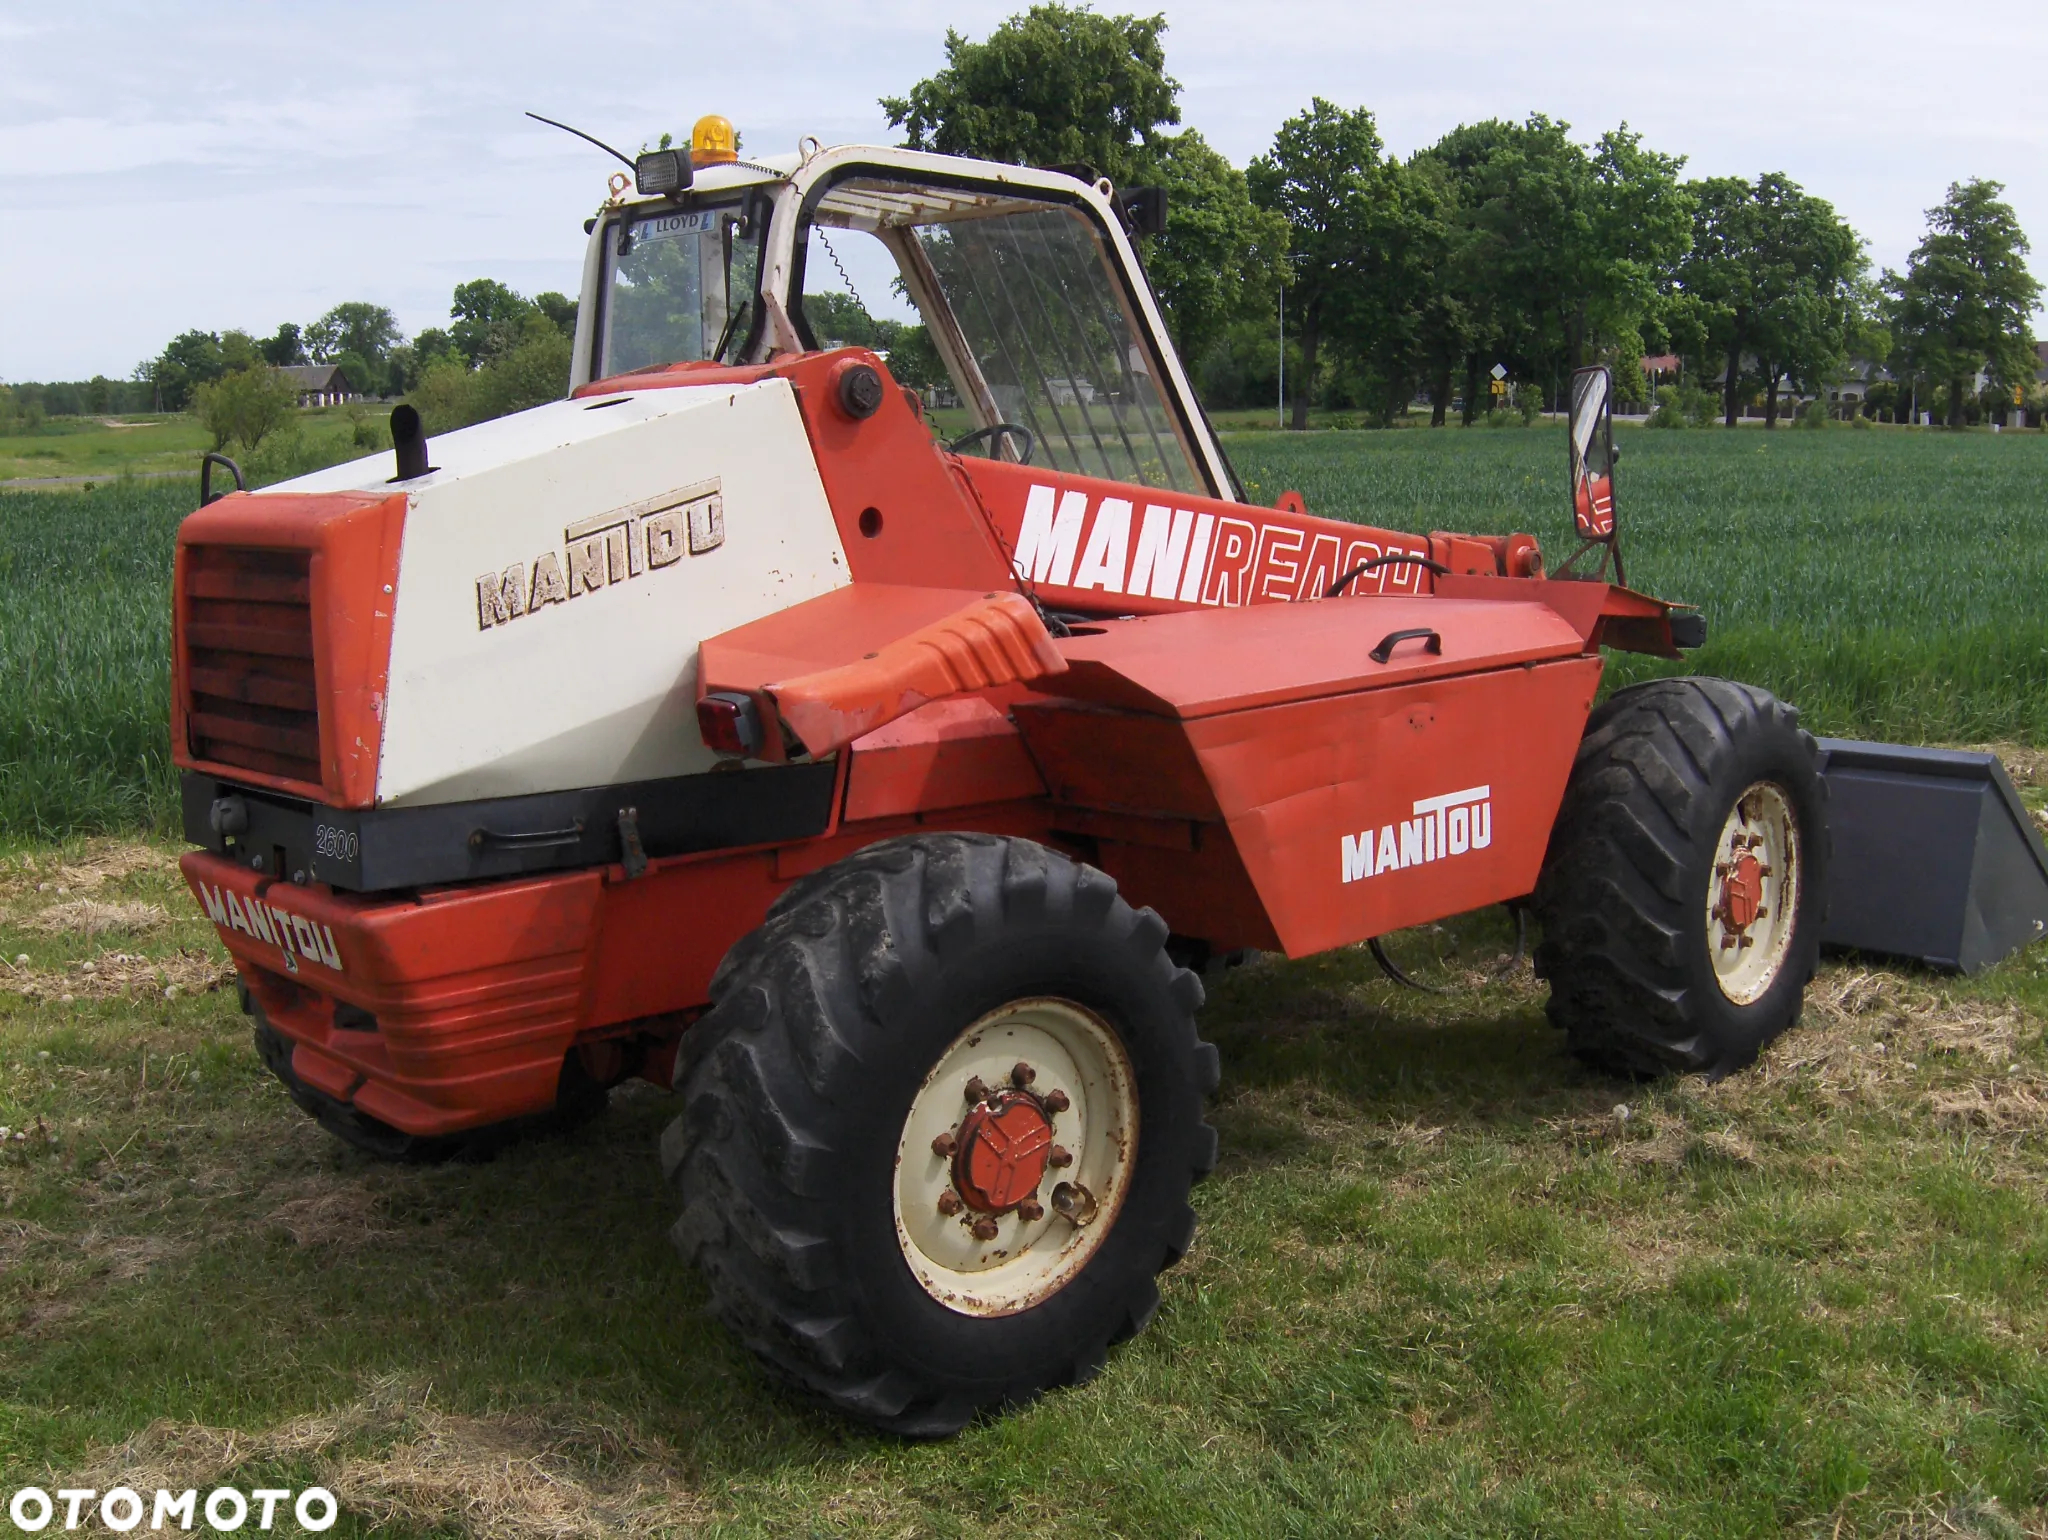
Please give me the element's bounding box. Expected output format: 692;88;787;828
275;382;849;806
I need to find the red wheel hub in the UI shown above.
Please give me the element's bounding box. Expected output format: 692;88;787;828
1719;851;1764;931
951;1092;1054;1212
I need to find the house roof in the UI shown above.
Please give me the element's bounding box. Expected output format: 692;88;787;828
279;364;351;390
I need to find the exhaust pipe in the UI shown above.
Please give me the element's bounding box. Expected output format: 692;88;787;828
390;404;432;481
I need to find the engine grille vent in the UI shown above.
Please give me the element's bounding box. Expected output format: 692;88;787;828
183;546;322;786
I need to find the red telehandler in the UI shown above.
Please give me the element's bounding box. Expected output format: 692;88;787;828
172;121;1828;1434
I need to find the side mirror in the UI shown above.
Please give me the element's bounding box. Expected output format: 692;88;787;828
1562;364;1625;583
1568;365;1616;540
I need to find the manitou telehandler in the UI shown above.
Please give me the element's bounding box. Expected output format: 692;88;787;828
173;117;1831;1435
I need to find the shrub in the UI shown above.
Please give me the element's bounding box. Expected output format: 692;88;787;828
193;366;296;452
1794;399;1830;430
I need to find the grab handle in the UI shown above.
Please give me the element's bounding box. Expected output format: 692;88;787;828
468;820;585;853
199;452;244;506
1369;628;1443;665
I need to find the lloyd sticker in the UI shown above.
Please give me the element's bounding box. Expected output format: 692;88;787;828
1341;785;1492;884
475;479;724;631
193;881;343;974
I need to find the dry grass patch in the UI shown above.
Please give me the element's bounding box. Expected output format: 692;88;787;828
23;898;168;937
1;948;232;1003
68;1383;717;1539
264;1183;396;1250
1736;966;2040;1111
0;840;175;902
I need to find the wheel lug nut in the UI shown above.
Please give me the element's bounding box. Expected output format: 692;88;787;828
1043;1088;1070;1113
931;1130;957;1158
963;1075;989;1104
970;1215;999;1241
1017;1199;1044;1222
1011;1060;1036;1087
1048;1144;1073;1169
936;1189;963;1216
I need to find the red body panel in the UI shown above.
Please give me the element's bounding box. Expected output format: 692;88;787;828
175;347;1695;1136
173;490;405;806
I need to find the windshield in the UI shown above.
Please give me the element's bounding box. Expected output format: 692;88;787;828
601;201;758;375
802;178;1205;493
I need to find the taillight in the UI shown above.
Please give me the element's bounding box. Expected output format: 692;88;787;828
697;692;764;758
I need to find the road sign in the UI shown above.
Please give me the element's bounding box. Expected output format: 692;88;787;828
1490;363;1508;381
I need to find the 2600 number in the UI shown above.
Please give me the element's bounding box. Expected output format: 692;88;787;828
313;824;358;862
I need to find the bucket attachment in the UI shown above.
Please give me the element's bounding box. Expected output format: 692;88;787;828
1816;739;2048;973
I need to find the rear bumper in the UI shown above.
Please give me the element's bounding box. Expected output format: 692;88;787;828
182;851;603;1136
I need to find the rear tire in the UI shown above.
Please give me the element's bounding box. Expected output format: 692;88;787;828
1533;678;1828;1079
662;833;1219;1437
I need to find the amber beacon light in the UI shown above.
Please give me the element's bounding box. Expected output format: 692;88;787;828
691;114;738;164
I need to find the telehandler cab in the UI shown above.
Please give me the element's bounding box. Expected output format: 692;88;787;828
173;120;1827;1434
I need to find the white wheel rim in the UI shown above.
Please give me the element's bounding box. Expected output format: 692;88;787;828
892;997;1137;1318
1707;781;1800;1006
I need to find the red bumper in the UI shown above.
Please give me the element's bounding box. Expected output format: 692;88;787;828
182;852;603;1137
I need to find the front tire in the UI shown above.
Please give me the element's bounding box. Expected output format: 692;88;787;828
662;833;1218;1436
1533;678;1828;1079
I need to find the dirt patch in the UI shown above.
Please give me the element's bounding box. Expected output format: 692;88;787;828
1;948;232;1003
0;840;176;902
266;1185;394;1249
1721;965;2042;1120
23;899;169;937
1979;742;2048;790
68;1384;716;1538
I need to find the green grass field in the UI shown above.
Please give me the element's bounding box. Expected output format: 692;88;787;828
1;836;2045;1536
0;406;379;487
0;414;211;484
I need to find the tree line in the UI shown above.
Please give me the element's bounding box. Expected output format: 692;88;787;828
0;282;580;448
884;4;2040;430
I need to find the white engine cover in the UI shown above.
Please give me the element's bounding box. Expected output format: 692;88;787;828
276;381;850;806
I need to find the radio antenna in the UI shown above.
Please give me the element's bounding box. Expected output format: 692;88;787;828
525;112;635;170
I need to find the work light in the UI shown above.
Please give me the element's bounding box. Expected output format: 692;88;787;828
634;148;691;197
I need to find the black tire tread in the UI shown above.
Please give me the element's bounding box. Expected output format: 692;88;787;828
664;832;1217;1436
1533;678;1827;1079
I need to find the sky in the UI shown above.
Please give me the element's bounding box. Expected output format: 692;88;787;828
2;0;2043;383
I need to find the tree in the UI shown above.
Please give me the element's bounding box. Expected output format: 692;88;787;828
259;323;307;367
1142;129;1287;370
306;303;400;371
450;279;537;363
881;4;1178;186
1247;99;1406;430
533;291;579;339
1417;117;1689;416
145;329;229;411
1888;179;2040;428
882;8;1279;384
193;366;297;452
1679;173;1865;427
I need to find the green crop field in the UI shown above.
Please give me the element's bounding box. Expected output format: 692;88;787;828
1228;425;2048;746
